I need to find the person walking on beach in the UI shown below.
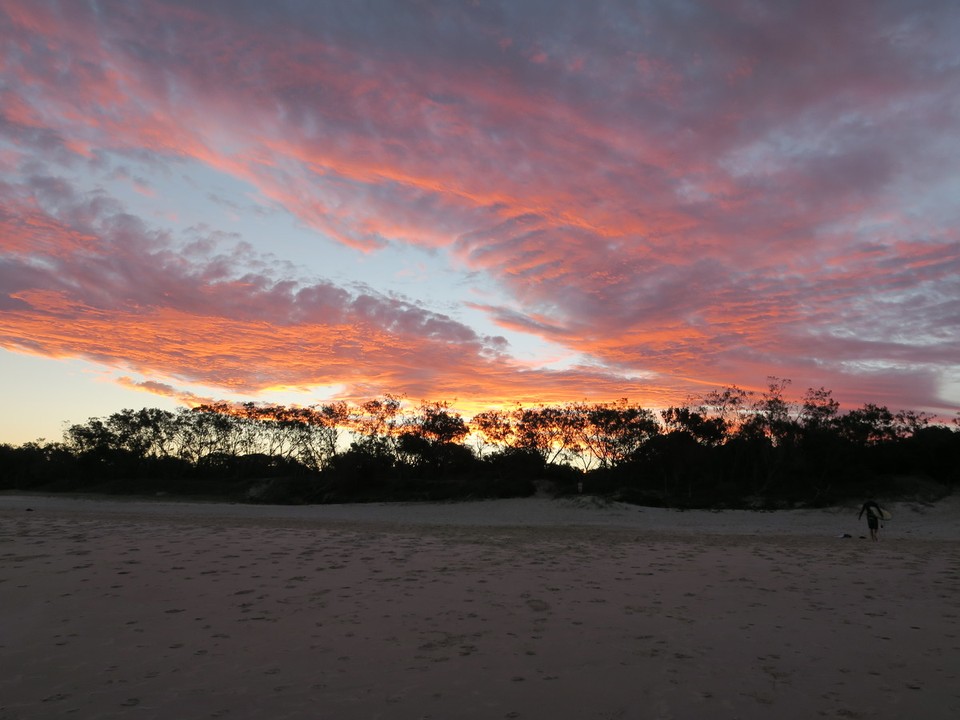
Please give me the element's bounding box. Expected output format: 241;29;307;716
858;499;884;542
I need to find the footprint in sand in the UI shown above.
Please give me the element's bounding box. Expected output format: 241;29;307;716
526;598;550;612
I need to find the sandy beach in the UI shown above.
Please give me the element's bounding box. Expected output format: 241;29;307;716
1;494;958;720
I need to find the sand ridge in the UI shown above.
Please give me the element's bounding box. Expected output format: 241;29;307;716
1;495;958;719
2;493;959;539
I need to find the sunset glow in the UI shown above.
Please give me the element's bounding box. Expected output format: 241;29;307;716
1;0;958;443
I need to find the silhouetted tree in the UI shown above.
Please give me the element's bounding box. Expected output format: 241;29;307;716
837;403;896;446
571;400;660;470
661;406;727;446
469;409;514;458
4;379;957;506
799;387;840;430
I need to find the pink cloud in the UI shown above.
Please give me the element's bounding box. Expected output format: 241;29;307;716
1;0;958;415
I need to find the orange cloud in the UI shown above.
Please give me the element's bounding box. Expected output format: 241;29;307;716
2;0;958;419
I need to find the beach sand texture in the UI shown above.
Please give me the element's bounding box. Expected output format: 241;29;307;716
1;495;958;719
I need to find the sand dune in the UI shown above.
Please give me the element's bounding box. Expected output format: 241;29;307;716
1;494;958;719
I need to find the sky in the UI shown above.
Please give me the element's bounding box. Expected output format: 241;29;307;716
1;0;959;445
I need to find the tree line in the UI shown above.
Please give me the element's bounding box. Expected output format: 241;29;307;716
2;379;958;507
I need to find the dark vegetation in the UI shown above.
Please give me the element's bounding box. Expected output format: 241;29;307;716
2;379;958;508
